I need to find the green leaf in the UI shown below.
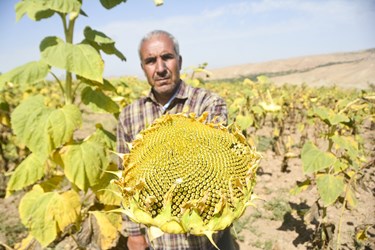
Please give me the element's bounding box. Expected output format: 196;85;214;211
83;26;126;61
356;226;370;242
99;0;127;9
313;106;329;122
313;106;350;125
333;160;349;173
11;96;51;157
81;86;120;114
19;185;44;225
290;179;311;195
19;186;57;247
84;126;117;202
61;140;109;191
0;61;50;88
259;102;281;112
99;79;119;92
47;104;82;149
90;211;121;249
89;125;117;150
48;190;81;231
15;0;81;21
100;43;127;61
19;186;81;247
11;96;82;157
40;36;104;82
228;104;239;115
84;26;115;44
316;174;345;207
251;106;264;115
78;76;118;92
256;75;270;84
6;153;45;195
345;185;358;209
301;141;337;174
43;0;81;14
235;114;253;130
332;135;359;160
39;175;65;192
232;97;247;107
15;0;54;21
154;0;164;6
228;98;246;115
92;163;122;206
330;113;350;125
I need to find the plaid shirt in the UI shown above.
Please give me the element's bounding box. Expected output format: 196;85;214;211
117;81;230;250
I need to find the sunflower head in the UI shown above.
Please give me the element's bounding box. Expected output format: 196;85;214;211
114;112;261;248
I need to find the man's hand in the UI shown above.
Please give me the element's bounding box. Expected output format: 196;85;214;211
127;235;149;250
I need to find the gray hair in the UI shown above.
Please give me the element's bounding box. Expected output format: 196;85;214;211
138;30;180;60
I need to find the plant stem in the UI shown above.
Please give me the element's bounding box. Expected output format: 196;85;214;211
321;206;328;246
0;241;13;250
71;233;85;250
59;13;78;105
336;181;351;250
72;80;83;99
65;72;73;104
339;98;360;114
50;71;65;95
327;125;336;153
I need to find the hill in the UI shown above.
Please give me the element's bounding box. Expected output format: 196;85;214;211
207;48;375;89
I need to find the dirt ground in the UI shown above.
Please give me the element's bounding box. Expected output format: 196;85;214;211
230;116;375;250
1;120;374;250
208;48;375;90
1;91;374;249
234;150;375;250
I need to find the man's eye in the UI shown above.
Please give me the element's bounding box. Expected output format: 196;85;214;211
144;58;156;64
161;54;174;60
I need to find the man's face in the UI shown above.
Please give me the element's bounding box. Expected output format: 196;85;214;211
140;34;182;104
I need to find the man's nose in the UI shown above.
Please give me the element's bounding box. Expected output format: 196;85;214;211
156;58;166;73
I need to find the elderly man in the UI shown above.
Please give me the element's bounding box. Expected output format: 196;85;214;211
117;30;235;250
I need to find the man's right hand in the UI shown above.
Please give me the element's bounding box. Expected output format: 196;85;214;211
127;235;149;250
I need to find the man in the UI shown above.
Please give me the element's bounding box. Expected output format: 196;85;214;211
117;30;234;250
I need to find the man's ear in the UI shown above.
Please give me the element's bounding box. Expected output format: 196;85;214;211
141;63;144;71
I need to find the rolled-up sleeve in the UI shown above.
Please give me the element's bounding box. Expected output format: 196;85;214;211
121;214;145;236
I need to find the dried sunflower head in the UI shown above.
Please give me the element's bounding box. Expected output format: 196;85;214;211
114;112;261;248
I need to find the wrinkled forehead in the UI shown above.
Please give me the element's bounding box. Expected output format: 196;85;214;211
140;34;176;58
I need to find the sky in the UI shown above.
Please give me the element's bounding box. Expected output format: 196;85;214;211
0;0;374;79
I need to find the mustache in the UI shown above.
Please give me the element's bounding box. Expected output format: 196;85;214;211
154;76;170;81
